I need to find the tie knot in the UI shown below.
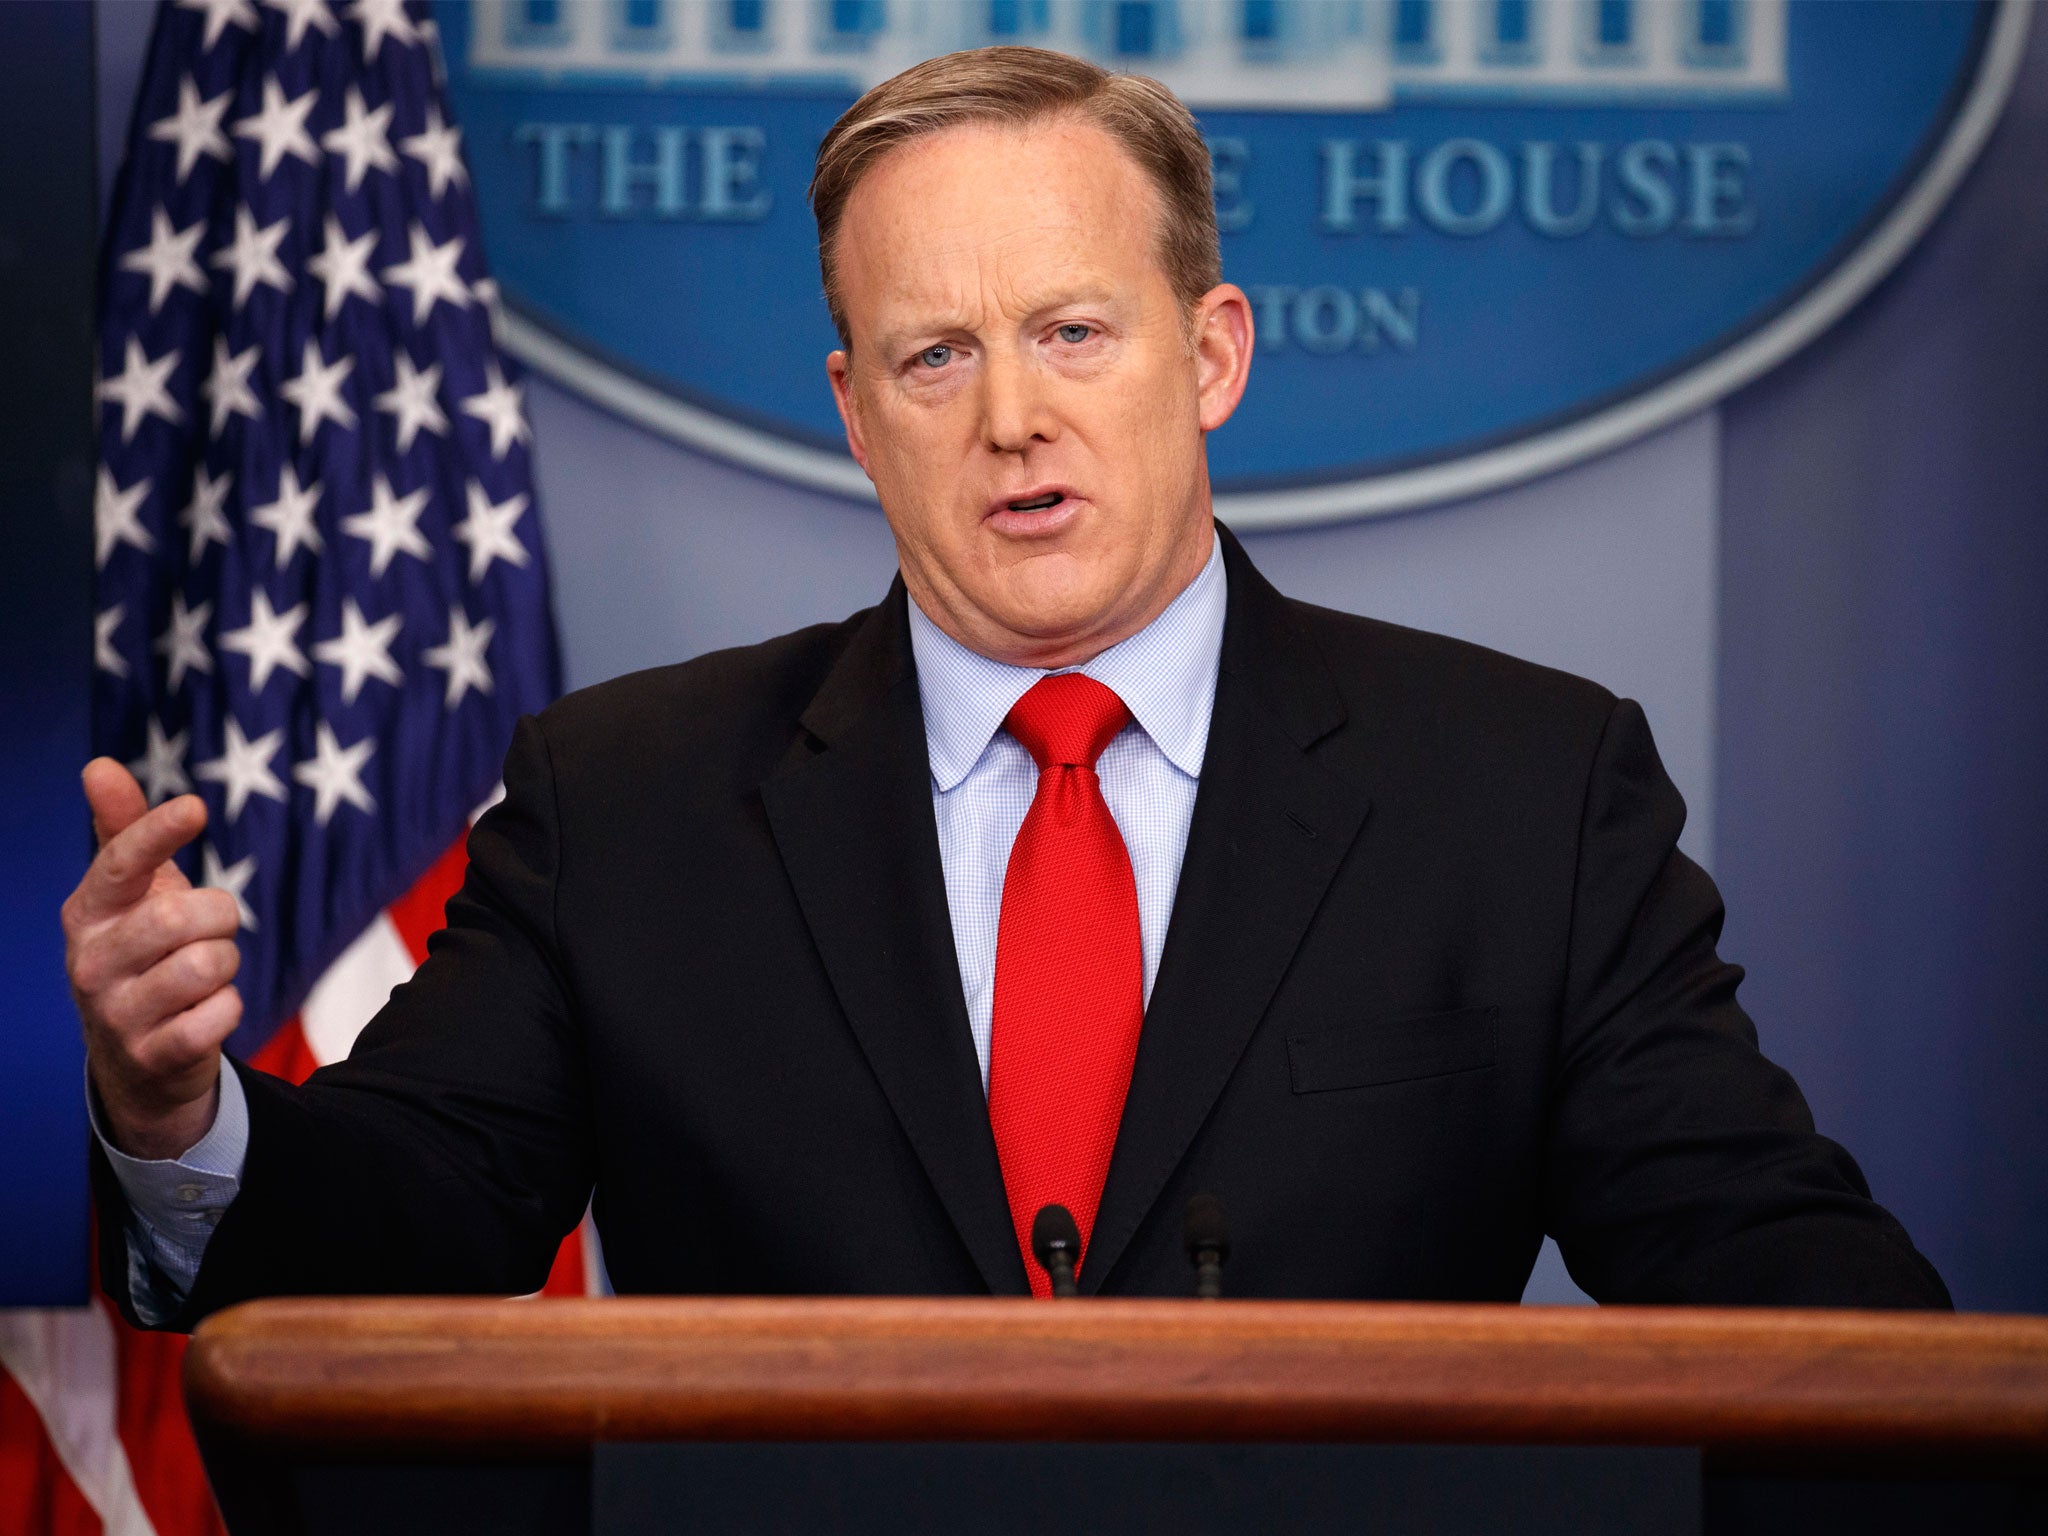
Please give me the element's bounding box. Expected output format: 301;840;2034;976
1005;674;1132;771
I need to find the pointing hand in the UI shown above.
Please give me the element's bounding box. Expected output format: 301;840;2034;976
61;758;242;1160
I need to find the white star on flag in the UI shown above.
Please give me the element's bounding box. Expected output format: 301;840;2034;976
347;0;419;60
321;85;397;192
95;606;129;679
249;463;325;569
147;76;233;183
381;223;469;325
233;75;322;181
120;207;209;314
130;719;194;805
313;598;404;704
203;337;265;436
293;722;378;825
260;0;339;52
201;843;259;929
194;717;288;822
155;592;215;690
341;474;433;577
306;213;382;320
95;468;155;569
372;352;447;453
98;337;184;443
211;205;294;310
424;607;495;707
281;337;359;444
400;103;467;199
459;361;530;461
220;588;310;691
177;0;259;52
454;481;530;583
180;465;235;563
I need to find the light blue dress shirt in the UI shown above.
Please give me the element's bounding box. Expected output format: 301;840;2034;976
909;532;1227;1090
97;533;1227;1313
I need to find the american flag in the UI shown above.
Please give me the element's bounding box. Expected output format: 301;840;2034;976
0;2;589;1530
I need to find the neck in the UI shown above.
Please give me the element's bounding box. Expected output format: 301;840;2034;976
908;529;1215;671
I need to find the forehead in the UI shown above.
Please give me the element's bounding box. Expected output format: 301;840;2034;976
833;117;1169;328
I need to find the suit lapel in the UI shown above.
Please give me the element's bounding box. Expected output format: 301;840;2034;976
1081;529;1373;1293
760;585;1029;1296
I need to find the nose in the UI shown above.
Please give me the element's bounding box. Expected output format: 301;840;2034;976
979;345;1057;455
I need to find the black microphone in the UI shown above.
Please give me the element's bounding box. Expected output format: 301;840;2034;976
1184;1194;1230;1300
1030;1204;1081;1298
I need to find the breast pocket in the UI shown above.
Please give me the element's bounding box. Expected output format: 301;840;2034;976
1287;1005;1499;1094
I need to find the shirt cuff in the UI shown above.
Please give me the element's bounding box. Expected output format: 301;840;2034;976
88;1064;248;1317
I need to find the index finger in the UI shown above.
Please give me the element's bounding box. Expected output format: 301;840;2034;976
74;791;208;924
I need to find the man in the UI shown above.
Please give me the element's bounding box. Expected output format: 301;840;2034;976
66;48;1947;1322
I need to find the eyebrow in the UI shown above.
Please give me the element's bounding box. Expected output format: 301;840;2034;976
869;285;1127;358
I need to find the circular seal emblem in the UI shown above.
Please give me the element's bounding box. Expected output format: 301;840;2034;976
442;0;2028;527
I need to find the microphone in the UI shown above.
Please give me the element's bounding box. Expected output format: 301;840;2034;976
1184;1194;1230;1300
1030;1204;1081;1298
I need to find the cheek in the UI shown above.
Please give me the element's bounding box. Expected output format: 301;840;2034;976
1074;392;1199;507
859;408;949;504
866;390;981;483
1070;358;1197;451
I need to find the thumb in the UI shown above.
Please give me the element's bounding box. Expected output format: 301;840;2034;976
83;757;151;849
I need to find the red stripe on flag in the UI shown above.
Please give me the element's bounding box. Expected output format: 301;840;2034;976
110;1307;223;1536
249;1015;317;1088
0;1366;102;1536
540;1227;588;1298
385;837;470;966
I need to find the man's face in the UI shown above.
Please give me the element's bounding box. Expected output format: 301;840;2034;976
827;116;1252;668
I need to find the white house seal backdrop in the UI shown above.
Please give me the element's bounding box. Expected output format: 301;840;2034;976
443;0;2029;526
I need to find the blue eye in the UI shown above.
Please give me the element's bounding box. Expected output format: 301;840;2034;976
917;345;952;368
1055;324;1092;343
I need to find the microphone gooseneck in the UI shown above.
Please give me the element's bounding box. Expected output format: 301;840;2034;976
1030;1203;1082;1298
1183;1194;1230;1300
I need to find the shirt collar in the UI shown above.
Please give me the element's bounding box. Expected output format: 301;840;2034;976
907;531;1227;792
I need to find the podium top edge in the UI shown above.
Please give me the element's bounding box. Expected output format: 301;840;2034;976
183;1298;2048;1457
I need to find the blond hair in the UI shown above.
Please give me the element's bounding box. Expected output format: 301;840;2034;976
808;46;1222;347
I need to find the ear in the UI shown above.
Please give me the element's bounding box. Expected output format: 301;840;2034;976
1191;283;1253;433
827;349;872;473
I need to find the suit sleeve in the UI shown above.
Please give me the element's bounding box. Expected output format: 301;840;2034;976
1544;698;1950;1308
117;714;597;1330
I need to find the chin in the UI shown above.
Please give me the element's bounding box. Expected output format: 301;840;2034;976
992;569;1126;645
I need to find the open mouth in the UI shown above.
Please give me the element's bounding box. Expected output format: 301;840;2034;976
1006;493;1063;512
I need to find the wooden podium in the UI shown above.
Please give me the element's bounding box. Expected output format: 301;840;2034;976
185;1297;2048;1536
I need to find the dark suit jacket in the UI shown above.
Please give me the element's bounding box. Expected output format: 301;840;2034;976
100;526;1949;1325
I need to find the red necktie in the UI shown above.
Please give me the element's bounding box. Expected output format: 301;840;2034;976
987;673;1145;1296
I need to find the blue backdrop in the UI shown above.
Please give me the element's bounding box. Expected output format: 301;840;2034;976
0;0;96;1306
1716;21;2048;1312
